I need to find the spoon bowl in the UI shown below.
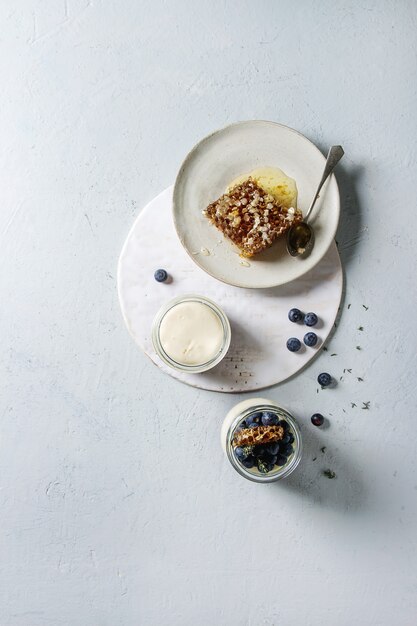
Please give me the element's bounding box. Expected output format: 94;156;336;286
287;222;314;257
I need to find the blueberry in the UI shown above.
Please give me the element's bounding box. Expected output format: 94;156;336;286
281;443;294;456
261;411;279;426
269;455;278;466
287;433;295;444
288;308;304;323
235;419;247;432
279;420;290;432
235;445;254;461
261;450;277;464
234;447;245;461
304;332;318;347
287;337;301;352
246;412;262;427
257;458;273;474
317;372;332;387
276;454;288;466
241;456;255;468
281;433;291;445
266;442;280;456
304;312;318;327
253;444;267;457
154;269;168;283
311;413;324;426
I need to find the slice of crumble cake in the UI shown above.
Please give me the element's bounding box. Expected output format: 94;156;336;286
203;179;303;257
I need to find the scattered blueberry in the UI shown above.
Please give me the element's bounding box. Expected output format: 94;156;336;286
276;454;288;466
261;411;279;426
241;456;255;468
311;413;324;427
154;269;168;283
317;372;332;387
288;308;304;323
304;332;318;347
266;442;280;456
281;433;291;445
287;433;295;444
287;337;301;352
304;312;318;327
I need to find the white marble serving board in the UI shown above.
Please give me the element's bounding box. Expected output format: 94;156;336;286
117;187;343;392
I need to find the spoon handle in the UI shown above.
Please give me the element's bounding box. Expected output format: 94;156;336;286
304;145;344;223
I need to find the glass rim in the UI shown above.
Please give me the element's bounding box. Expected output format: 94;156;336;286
225;403;303;483
151;294;231;373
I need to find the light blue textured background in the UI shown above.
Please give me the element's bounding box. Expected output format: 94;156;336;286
1;1;416;624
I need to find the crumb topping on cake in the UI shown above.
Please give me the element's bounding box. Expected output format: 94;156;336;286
233;424;285;447
203;178;302;257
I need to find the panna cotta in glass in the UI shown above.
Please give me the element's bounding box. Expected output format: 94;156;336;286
152;295;231;373
221;398;302;483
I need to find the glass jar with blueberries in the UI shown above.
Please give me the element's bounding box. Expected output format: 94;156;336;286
221;398;302;483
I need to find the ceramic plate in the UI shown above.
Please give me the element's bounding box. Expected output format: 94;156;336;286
173;121;340;288
118;187;343;392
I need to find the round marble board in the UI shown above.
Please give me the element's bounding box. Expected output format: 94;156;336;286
117;187;343;393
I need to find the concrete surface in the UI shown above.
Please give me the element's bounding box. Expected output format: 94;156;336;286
1;1;416;625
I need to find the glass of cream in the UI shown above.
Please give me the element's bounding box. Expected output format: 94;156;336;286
152;295;231;373
221;398;302;483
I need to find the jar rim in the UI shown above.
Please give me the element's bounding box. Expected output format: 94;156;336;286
225;403;302;483
151;294;231;373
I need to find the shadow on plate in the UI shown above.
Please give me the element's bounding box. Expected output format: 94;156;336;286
207;318;263;387
323;155;364;268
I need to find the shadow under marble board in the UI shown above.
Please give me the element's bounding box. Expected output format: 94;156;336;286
117;187;343;393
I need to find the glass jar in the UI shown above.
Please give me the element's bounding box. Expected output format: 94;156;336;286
152;294;231;373
221;398;302;483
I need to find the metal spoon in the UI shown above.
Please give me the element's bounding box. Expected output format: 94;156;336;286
286;145;344;257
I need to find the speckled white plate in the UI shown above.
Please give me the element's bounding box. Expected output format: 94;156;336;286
173;121;340;288
117;187;343;393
